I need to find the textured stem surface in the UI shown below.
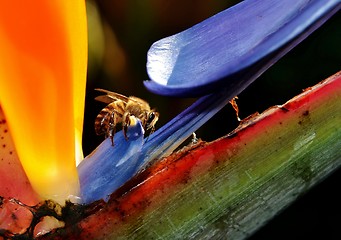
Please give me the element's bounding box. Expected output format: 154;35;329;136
43;71;341;239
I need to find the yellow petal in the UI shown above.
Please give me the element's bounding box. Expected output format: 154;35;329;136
64;2;88;165
0;1;87;203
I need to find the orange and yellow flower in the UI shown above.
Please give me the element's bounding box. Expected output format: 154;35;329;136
0;0;87;203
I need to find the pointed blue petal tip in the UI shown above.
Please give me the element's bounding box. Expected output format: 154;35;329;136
78;119;144;204
145;0;340;97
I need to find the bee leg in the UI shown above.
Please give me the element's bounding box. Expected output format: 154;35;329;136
108;125;116;146
122;113;130;140
109;135;114;146
108;111;117;146
145;126;155;142
150;126;156;135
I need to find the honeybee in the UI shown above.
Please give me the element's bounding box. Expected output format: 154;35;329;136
94;88;159;145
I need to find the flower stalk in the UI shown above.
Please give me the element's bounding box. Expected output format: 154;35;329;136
42;71;341;239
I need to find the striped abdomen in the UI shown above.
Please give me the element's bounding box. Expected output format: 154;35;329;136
94;101;125;136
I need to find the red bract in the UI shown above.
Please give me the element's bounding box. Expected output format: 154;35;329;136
42;72;340;239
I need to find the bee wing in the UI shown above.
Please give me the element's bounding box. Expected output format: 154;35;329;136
94;88;130;103
94;88;148;106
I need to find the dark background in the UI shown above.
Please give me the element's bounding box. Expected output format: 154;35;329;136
83;1;340;239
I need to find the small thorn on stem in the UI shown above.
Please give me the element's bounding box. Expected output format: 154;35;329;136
191;132;199;144
230;96;241;121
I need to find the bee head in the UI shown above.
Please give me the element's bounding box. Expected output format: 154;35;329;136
146;111;159;130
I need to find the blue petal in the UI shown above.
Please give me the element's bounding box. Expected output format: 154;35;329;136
145;0;340;97
136;73;244;173
79;93;233;204
78;120;144;204
135;91;232;172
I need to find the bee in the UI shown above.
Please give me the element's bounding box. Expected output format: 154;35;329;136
94;88;159;145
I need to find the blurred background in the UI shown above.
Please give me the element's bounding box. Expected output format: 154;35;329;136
84;1;340;239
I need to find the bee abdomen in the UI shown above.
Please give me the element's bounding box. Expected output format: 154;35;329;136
94;105;116;135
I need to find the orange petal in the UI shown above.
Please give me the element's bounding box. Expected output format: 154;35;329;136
0;1;87;203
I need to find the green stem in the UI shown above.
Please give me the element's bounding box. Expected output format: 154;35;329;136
43;72;341;240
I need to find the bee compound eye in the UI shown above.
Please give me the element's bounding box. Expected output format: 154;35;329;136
149;112;155;120
146;112;156;126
